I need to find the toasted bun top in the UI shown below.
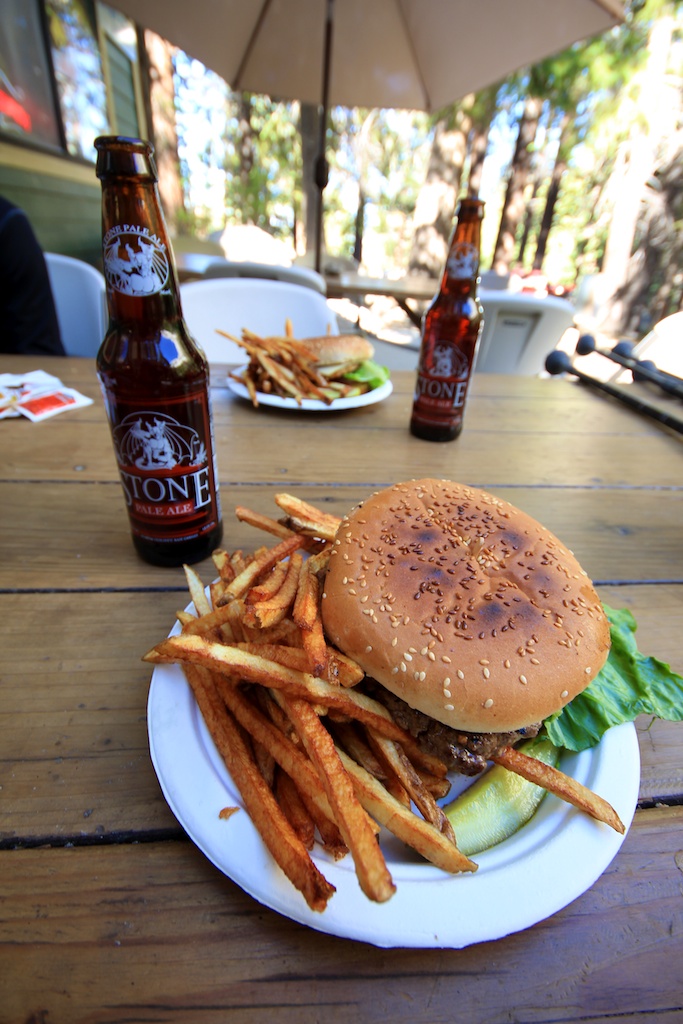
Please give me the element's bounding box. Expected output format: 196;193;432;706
321;479;610;732
302;334;374;365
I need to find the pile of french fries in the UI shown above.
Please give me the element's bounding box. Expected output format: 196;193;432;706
144;494;624;913
222;323;367;406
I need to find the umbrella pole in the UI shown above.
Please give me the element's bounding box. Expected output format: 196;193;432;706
314;0;334;274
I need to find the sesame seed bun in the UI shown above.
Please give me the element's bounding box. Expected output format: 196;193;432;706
302;334;374;366
321;479;610;733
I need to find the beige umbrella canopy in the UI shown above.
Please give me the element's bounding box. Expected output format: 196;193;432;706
111;0;623;267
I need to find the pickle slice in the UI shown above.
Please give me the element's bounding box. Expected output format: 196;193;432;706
444;736;560;856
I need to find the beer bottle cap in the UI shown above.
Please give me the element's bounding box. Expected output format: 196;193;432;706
95;136;158;183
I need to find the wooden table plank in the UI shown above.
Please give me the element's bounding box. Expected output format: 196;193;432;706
1;585;680;844
1;481;682;591
3;367;683;489
0;592;180;843
1;807;682;1023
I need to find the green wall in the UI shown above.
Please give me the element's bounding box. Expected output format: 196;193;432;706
0;156;102;268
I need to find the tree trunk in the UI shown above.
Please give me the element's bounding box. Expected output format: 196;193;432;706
491;95;543;273
237;95;255;197
533;113;571;270
466;85;498;197
517;174;541;266
408;110;471;279
142;31;184;234
467;123;490;197
299;103;320;259
354;187;366;265
597;13;675;334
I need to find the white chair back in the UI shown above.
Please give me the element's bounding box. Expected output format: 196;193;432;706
620;311;683;379
179;278;339;363
476;291;575;375
202;260;327;295
45;253;107;358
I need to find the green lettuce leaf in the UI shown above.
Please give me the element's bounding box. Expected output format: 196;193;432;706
545;603;683;751
342;359;390;390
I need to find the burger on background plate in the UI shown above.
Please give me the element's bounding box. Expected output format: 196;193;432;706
302;334;390;396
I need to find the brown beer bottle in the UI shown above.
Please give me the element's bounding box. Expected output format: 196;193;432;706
410;197;485;441
95;136;223;566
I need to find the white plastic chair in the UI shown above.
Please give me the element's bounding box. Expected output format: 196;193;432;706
475;290;576;375
179;278;339;363
609;311;683;381
45;253;107;358
202;259;327;295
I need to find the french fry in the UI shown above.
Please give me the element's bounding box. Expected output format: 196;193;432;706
146;633;419;745
275;770;316;850
492;745;625;833
293;559;320;631
212;548;236;583
337;749;477;875
214;677;341;831
332;722;388;780
234;642;312;672
181;662;335;912
293;782;349;859
252;737;276;789
417;769;453;800
368;729;456;844
229;550;250;576
179;601;242;636
276;691;396;903
274;493;341;540
243;553;303;629
220;535;305;602
209;578;229;607
245;558;290;603
293;560;328;676
184;563;211;617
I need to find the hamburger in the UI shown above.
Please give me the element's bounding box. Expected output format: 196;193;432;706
302;334;376;377
321;478;611;776
302;334;390;397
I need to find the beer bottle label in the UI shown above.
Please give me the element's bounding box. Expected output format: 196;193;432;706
103;224;170;297
414;340;470;414
101;385;221;543
445;242;479;280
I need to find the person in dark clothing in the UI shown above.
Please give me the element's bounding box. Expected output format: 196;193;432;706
0;196;65;355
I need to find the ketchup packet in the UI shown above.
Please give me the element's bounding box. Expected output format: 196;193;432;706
0;371;93;421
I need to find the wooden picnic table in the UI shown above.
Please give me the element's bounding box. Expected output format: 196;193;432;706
325;271;438;326
1;356;682;1022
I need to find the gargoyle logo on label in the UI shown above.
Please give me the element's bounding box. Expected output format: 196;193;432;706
103;225;170;296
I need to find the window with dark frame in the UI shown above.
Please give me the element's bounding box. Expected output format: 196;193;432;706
45;0;109;161
0;0;62;149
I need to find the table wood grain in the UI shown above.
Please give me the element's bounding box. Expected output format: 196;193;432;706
1;356;681;1023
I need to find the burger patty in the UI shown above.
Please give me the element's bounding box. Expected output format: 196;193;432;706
367;682;541;776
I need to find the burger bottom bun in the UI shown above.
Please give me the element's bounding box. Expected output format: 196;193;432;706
321;479;610;733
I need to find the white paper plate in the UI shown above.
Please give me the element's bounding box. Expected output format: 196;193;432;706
147;616;640;949
226;367;393;411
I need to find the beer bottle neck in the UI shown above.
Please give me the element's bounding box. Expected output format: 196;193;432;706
100;178;183;326
438;199;484;297
95;138;184;329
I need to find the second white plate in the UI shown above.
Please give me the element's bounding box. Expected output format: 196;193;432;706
226;368;393;411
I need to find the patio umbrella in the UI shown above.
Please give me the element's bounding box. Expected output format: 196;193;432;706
110;0;624;270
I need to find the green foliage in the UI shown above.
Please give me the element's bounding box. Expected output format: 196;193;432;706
168;0;680;294
222;93;302;236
